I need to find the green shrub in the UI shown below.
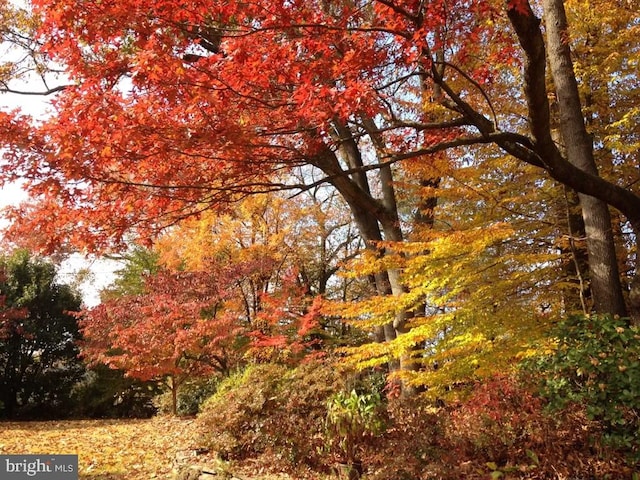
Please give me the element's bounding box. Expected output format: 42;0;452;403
154;376;219;416
70;365;159;418
533;314;640;459
325;389;385;466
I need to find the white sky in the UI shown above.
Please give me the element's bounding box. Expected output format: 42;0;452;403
1;88;118;308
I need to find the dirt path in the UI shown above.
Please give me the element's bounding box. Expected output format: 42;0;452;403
0;417;292;479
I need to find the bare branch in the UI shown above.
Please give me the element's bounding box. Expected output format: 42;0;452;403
0;84;69;96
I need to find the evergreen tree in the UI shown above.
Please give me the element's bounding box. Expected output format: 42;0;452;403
0;250;83;418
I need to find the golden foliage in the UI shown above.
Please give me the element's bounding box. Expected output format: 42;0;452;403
0;417;300;479
330;150;571;397
0;418;202;479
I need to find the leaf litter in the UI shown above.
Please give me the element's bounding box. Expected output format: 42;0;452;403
0;416;208;479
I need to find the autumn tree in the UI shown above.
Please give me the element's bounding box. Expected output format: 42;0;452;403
0;0;61;97
155;192;363;341
82;192;344;414
81;263;242;415
155;192;369;358
100;246;161;300
0;249;83;418
562;0;640;310
1;0;639;392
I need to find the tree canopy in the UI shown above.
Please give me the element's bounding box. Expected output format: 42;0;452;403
0;0;638;394
0;249;83;418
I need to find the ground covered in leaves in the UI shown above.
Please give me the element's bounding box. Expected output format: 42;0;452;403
0;417;293;479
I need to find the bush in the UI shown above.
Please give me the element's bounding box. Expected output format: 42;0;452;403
154;376;219;416
71;365;159;418
533;314;640;460
197;360;346;472
361;397;444;480
436;374;628;479
442;374;551;477
362;374;631;480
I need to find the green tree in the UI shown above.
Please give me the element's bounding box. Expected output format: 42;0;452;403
0;249;83;418
100;246;161;300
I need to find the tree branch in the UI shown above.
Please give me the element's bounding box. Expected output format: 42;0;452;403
0;84;69;96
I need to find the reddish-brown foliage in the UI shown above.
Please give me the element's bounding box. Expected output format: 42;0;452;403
0;0;519;252
198;360;346;473
80;268;241;383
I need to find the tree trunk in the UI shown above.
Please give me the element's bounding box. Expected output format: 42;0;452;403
561;186;590;313
314;133;424;387
168;375;178;416
550;107;590;313
542;0;627;317
544;0;627;316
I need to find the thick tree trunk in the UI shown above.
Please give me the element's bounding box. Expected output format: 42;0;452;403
505;0;640;320
542;0;627;317
551;110;590;313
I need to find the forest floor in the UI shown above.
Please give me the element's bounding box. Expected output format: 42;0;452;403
0;417;297;480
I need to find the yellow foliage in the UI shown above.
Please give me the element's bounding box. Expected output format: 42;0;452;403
565;0;640;194
155;194;295;273
331;146;571;394
0;418;204;479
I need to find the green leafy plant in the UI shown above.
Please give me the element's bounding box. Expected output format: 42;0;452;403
72;365;160;418
325;389;385;473
533;314;640;459
154;376;218;416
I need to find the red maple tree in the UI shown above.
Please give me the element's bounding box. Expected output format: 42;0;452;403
2;0;516;250
80;268;241;414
